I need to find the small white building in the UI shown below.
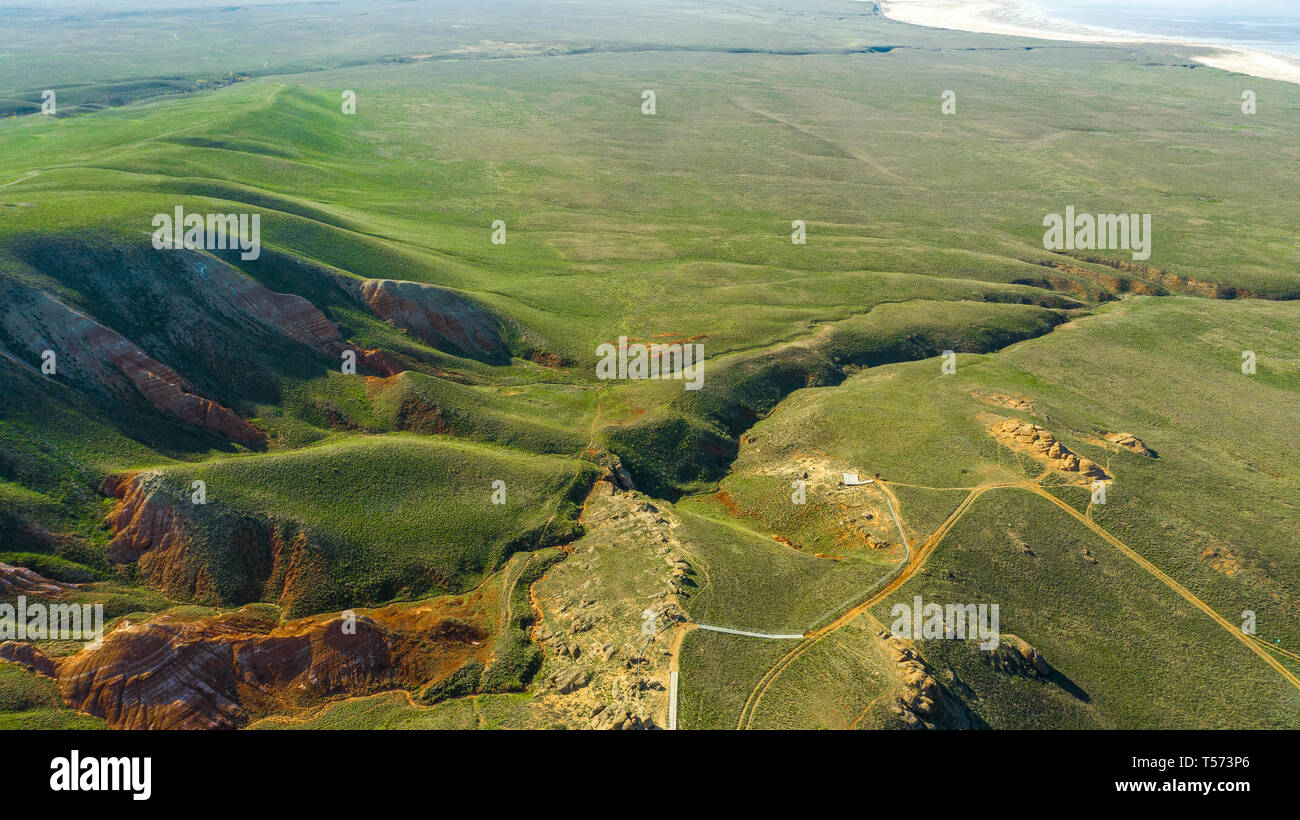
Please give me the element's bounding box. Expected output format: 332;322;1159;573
842;473;873;486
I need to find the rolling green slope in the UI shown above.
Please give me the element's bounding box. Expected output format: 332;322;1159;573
683;297;1300;729
113;435;598;615
1;0;1298;730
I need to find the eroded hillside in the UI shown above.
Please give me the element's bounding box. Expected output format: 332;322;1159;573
2;0;1299;731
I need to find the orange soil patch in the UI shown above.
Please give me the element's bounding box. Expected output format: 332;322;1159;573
712;490;745;518
1199;545;1243;577
974;391;1034;413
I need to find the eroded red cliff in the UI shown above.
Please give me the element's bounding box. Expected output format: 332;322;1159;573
1;602;491;729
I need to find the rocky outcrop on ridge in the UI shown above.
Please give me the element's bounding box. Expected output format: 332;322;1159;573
990;418;1110;481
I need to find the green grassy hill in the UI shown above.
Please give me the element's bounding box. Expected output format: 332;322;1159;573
1;0;1297;730
679;297;1300;728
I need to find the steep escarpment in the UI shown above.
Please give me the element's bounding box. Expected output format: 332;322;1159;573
1;238;413;447
1022;253;1293;301
1;601;492;729
0;561;78;597
101;472;332;615
215;246;525;367
177;253;406;376
0;285;266;446
1057;253;1277;300
98;443;600;619
607;301;1073;499
0;472;590;730
351;278;510;364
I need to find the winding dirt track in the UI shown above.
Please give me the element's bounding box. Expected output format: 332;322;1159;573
737;481;987;730
1023;483;1300;692
735;478;1300;730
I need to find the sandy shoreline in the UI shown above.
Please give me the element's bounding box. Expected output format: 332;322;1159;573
874;0;1300;85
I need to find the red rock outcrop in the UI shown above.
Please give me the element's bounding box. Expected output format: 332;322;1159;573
0;561;78;596
2;288;265;446
0;251;413;446
101;472;293;608
353;278;509;363
1;602;492;729
199;257;343;353
356;346;405;377
0;641;59;677
103;472;187;564
186;256;411;378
